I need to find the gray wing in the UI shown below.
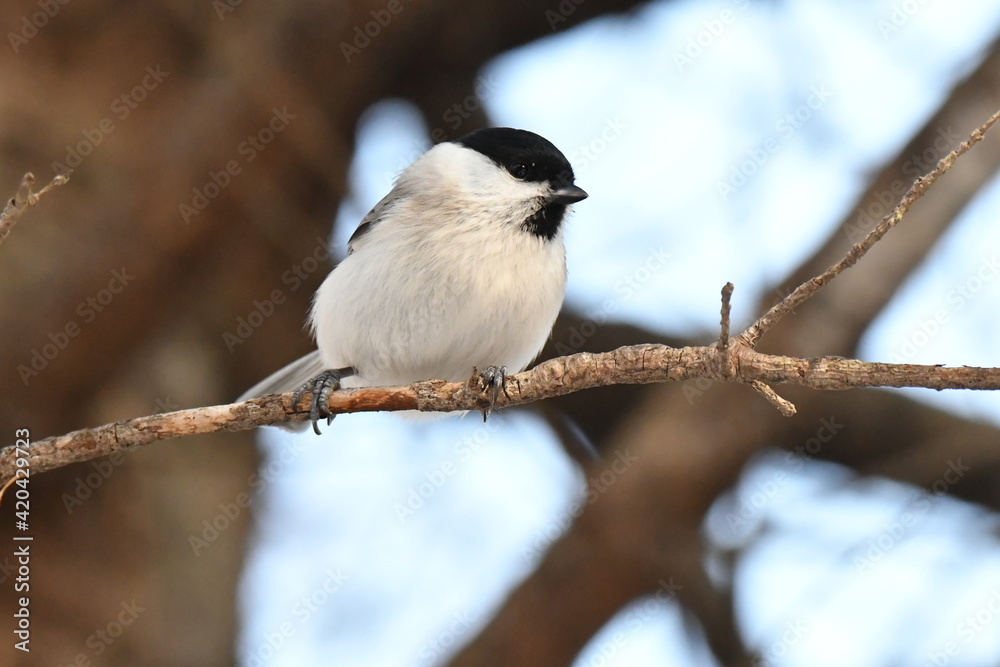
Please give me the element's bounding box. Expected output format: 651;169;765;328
346;188;402;255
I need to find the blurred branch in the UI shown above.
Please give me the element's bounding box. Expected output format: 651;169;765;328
3;342;1000;483
0;172;69;247
446;472;755;667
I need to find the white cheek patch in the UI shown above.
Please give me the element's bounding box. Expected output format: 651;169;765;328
418;143;550;205
391;142;565;242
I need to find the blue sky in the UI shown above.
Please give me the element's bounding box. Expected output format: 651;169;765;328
238;1;1000;665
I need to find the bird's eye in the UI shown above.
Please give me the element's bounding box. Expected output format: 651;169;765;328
510;163;529;180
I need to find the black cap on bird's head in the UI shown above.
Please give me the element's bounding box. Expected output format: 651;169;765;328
456;127;588;239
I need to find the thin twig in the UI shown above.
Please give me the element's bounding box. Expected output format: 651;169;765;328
745;380;796;417
0;172;71;247
741;109;1000;348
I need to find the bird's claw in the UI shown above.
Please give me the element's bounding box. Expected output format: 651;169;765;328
292;367;354;435
478;365;512;421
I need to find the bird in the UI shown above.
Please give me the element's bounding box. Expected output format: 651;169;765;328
237;127;588;433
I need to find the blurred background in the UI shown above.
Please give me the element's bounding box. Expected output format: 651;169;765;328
2;0;1000;665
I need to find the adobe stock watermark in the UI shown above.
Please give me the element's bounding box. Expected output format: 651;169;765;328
752;619;809;666
213;0;244;20
339;0;412;63
389;74;503;176
568;116;628;174
522;448;639;563
581;578;682;666
436;74;502;140
379;300;469;384
61;451;128;515
682;377;715;404
717;84;834;201
244;568;351;667
842;126;960;243
60;396;176;514
619;577;682;631
435;74;500;138
222;235;331;351
7;0;72;54
552;245;670;357
853;458;970;574
412;611;477;667
545;0;586;31
924;589;1000;666
723;417;845;533
178;106;295;224
672;0;750;72
58;600;145;667
189;437;311;556
393;418;502;524
878;0;932;40
887;254;999;364
51;65;169;176
394;95;621;183
17;267;135;386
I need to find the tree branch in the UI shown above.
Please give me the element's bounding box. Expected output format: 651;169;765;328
3;339;999;482
5;107;1000;510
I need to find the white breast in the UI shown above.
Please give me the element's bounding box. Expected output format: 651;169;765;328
310;145;568;389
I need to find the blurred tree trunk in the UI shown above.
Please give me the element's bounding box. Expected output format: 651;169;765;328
0;0;649;664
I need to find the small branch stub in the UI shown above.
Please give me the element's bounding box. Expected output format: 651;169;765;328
719;282;734;353
746;379;796;417
0;171;71;247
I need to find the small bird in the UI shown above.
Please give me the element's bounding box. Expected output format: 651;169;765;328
238;127;587;433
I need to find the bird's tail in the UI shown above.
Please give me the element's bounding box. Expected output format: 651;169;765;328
236;350;327;432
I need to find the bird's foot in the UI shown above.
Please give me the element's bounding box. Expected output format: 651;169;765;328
292;367;356;435
477;365;514;421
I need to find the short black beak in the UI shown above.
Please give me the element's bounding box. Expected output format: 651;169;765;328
547;184;588;205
